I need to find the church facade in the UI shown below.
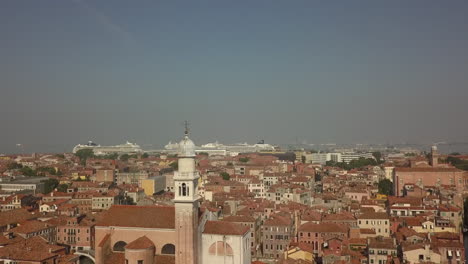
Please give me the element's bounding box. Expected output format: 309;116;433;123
94;131;251;264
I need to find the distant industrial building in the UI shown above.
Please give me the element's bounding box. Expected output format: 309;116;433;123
302;152;375;164
0;177;47;194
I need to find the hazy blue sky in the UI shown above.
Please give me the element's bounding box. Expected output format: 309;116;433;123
1;1;468;153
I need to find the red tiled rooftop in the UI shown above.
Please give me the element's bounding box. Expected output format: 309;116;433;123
299;222;348;233
0;209;36;227
104;252;125;264
125;236;155;250
357;212;389;220
203;221;249;236
395;167;460;172
96;205;175;229
222;215;256;223
11;220;53;234
0;236;64;262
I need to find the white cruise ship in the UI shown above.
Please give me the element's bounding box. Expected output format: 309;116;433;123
72;141;142;155
164;140;276;156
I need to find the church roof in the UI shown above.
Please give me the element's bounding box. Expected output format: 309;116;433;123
104;253;125;264
96;205;175;229
125;236;155;250
203;221;249;236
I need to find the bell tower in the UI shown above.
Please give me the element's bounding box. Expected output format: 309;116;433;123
174;125;200;264
430;145;439;167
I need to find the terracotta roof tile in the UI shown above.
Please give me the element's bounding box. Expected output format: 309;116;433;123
96;205;175;229
0;209;36;227
222;215;256;223
299;223;348;233
357;212;389;220
368;237;395;249
104;252;125;264
0;236;64;262
203;221;249;236
125;236;155;250
11;220;54;234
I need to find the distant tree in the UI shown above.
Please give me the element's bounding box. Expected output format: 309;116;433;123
301;156;306;164
447;156;461;164
20;166;37;177
220;172;230;181
42;178;59;194
120;154;130;161
75;149;95;165
378;179;393;195
55;154;65;159
198;152;209;156
57;184;69;193
142;153;149;159
447;156;468;171
239;157;250;163
169;161;178;170
37;167;56;175
345;157;377;170
450;152;461;156
122;196;135;205
227;162;233;166
315;172;322;182
21;195;39;208
7;162;23;170
372;152;383;164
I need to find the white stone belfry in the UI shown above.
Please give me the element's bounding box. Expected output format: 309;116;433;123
174;129;200;264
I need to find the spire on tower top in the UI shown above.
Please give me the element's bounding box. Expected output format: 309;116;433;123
184;120;190;136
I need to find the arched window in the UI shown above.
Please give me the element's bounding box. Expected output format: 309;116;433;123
113;241;127;252
187;186;190;196
208;242;233;256
182;183;187;196
179;185;182;196
161;244;175;255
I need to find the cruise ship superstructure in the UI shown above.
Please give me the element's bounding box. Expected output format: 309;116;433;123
72;141;142;156
164;140;276;156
